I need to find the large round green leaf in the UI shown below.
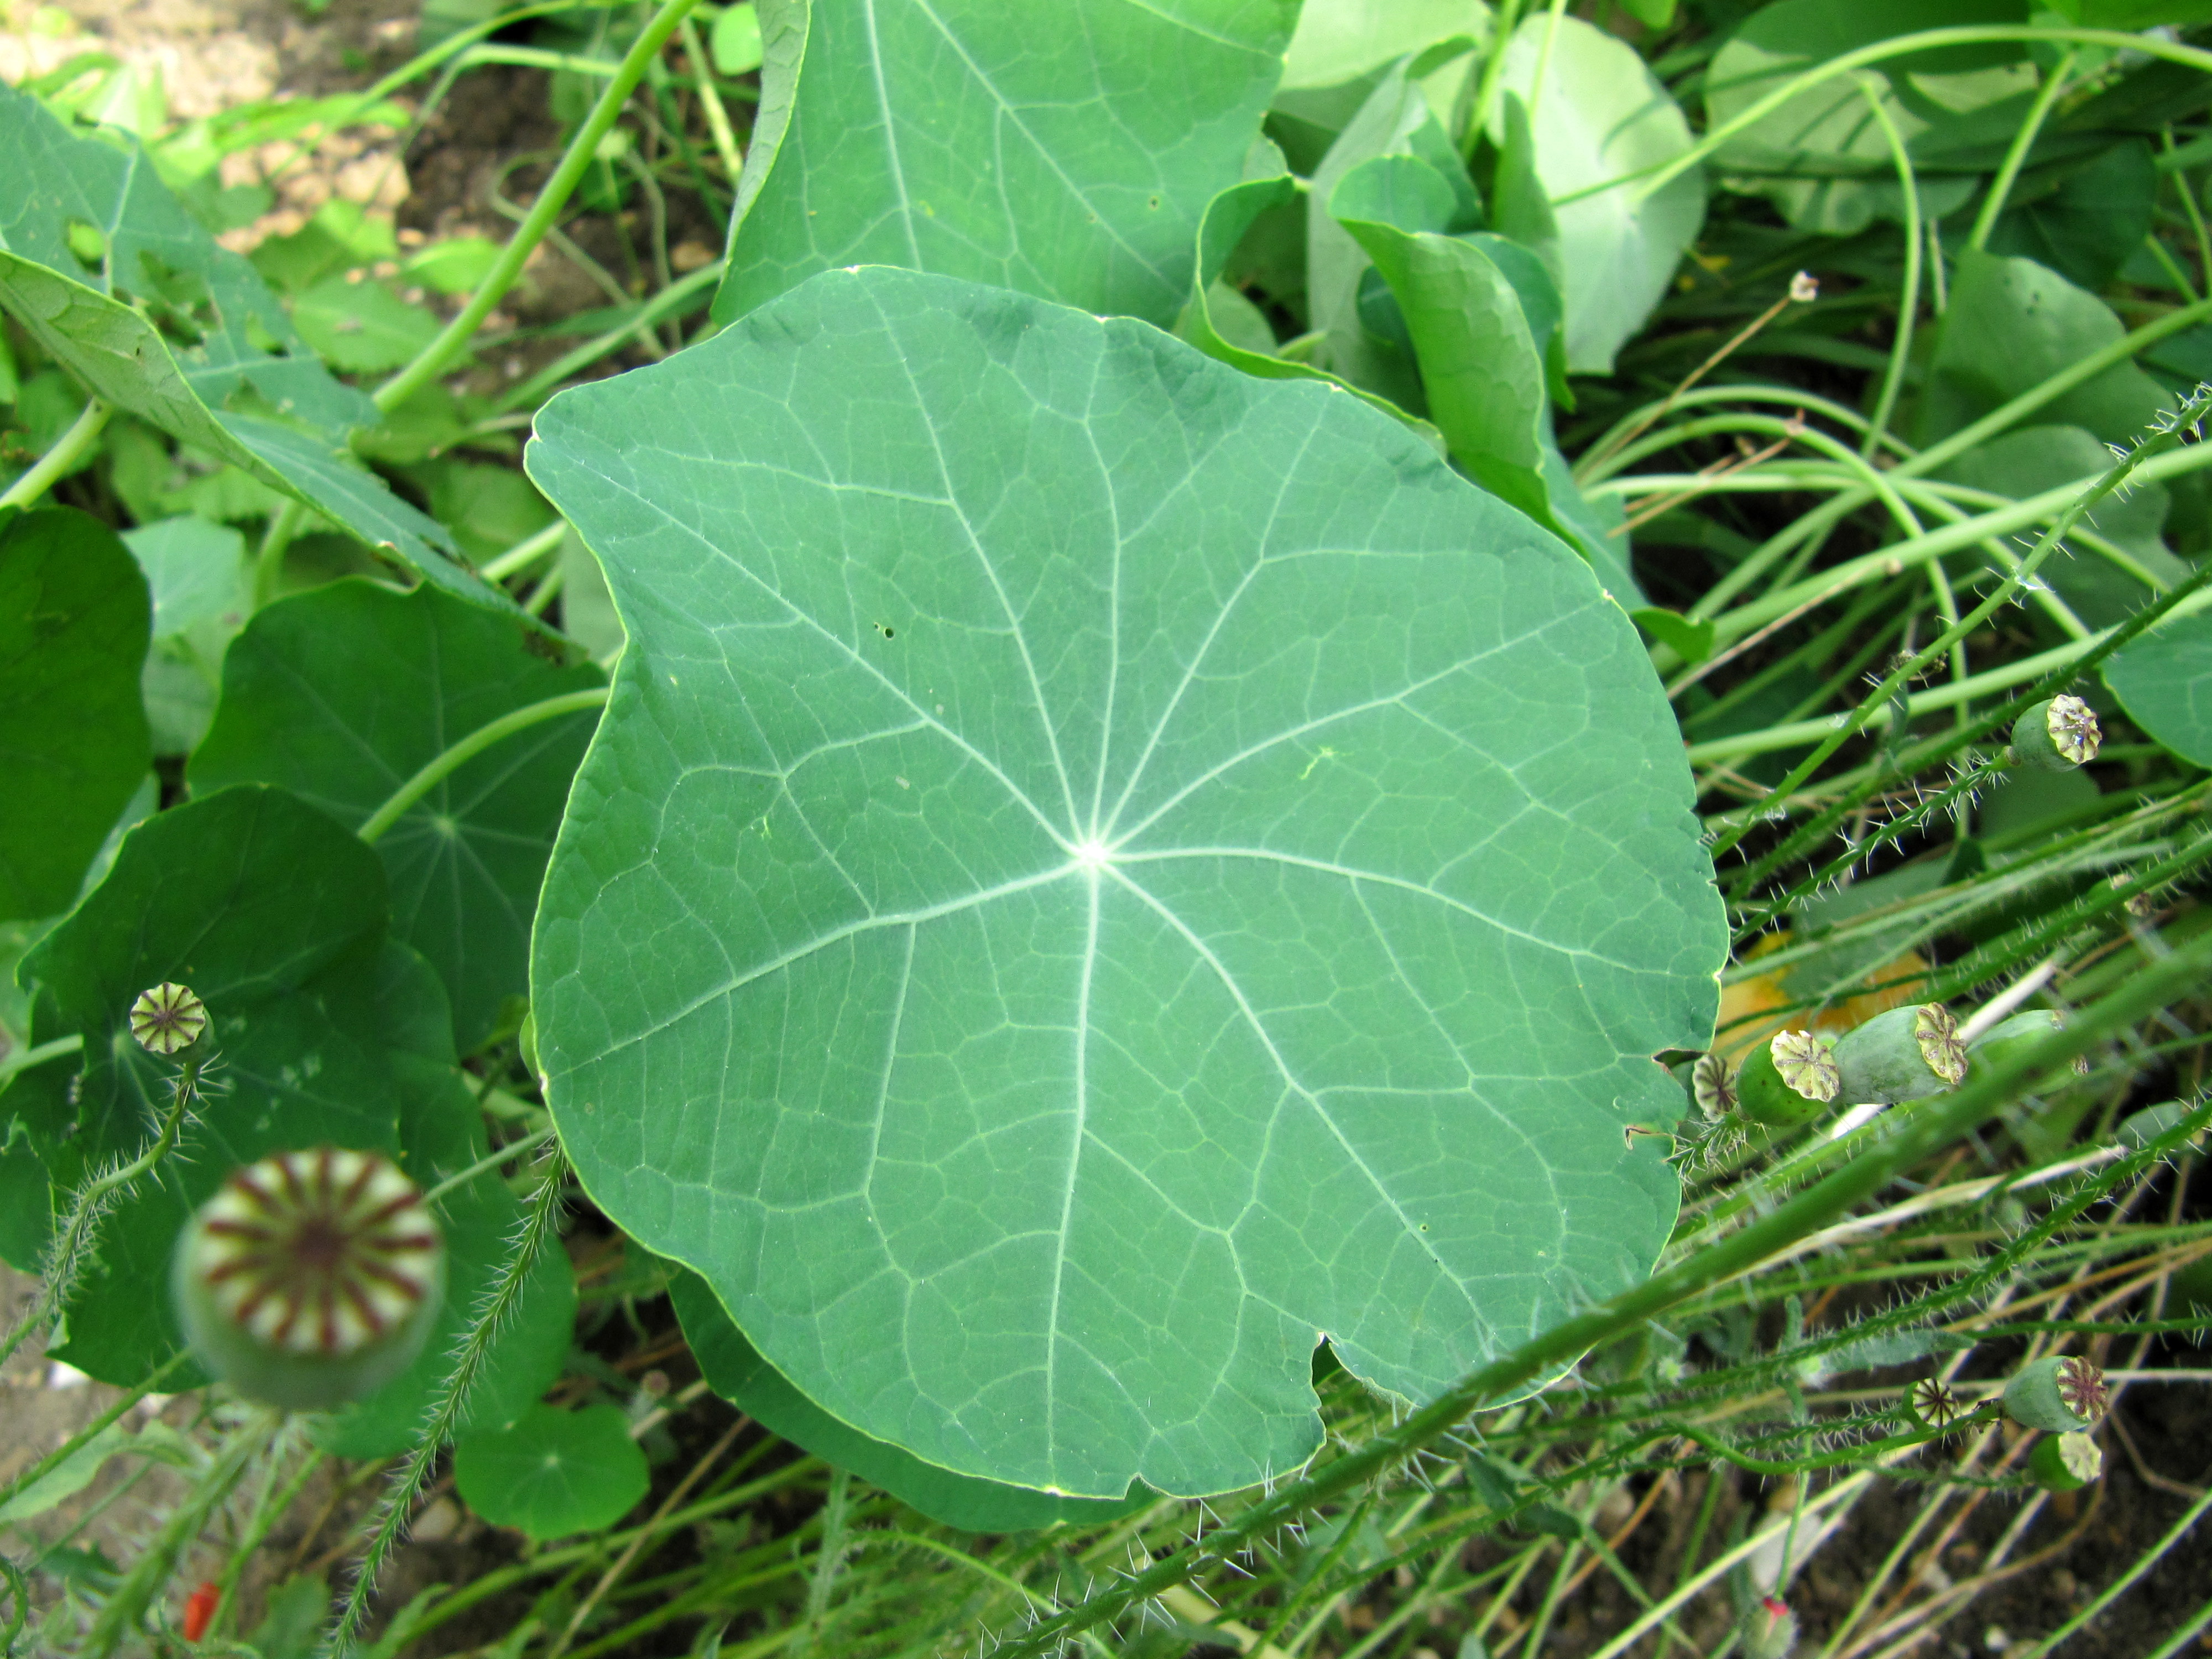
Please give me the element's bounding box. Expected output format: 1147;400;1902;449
191;580;605;1051
525;267;1723;1500
711;0;1296;328
2106;608;2212;767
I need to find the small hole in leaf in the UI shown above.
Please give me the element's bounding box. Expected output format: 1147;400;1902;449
64;218;106;274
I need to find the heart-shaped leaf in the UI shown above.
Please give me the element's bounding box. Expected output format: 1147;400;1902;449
526;266;1723;1499
453;1402;648;1541
712;0;1296;328
2106;608;2212;768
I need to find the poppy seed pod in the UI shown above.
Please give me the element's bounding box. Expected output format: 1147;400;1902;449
1968;1009;2088;1083
2010;695;2100;771
1743;1595;1798;1659
1906;1376;1965;1431
1832;1004;1966;1105
171;1147;445;1411
1691;1053;1736;1120
2028;1431;2102;1493
2002;1354;2109;1433
1735;1030;1839;1126
129;982;207;1056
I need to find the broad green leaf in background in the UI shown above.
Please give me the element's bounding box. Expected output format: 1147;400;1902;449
452;1402;649;1541
0;508;151;921
711;2;764;76
0;85;513;619
0;1421;196;1522
289;275;444;374
2106;608;2212;767
673;1270;1144;1530
1916;250;2171;448
526;266;1724;1499
124;513;248;756
191;581;605;1051
1702;0;2023;234
8;785;400;1384
711;0;1297;329
2044;0;2212;22
1941;425;2186;628
1486;14;1704;373
1270;0;1489;173
1986;140;2158;294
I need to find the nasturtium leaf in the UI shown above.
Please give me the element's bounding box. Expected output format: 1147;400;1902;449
0;85;513;620
1986;140;2157;295
711;0;1296;330
2046;0;2212;22
124;514;249;757
1281;0;1490;92
2106;609;2212;768
525;266;1723;1499
672;1270;1144;1531
1485;14;1703;374
11;785;400;1384
289;275;444;374
453;1402;648;1540
192;581;603;1050
1916;251;2169;448
0;508;152;921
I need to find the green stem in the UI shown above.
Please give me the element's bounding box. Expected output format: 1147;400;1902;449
374;0;707;415
493;258;724;414
1857;77;1921;458
2018;1484;2212;1659
801;1467;852;1650
1656;1406;2001;1477
1462;0;1526;156
480;519;570;583
421;1124;558;1206
1965;48;2076;253
0;397;110;509
0;1352;189;1515
357;687;609;846
679;15;746;191
989;937;2212;1658
0;1032;84;1079
251;498;307;612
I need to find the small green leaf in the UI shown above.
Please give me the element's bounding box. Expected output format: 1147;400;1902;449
1987;140;2157;294
191;580;604;1050
710;2;763;75
673;1270;1142;1530
453;1402;649;1541
401;236;502;296
1632;608;1715;665
2105;609;2212;767
1486;14;1703;373
123;514;248;757
289;275;443;374
0;507;152;921
525;265;1722;1499
711;0;1297;328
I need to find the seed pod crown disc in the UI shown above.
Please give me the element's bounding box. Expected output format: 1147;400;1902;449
1735;1029;1839;1126
1832;1004;1966;1105
172;1147;445;1410
2010;695;2101;771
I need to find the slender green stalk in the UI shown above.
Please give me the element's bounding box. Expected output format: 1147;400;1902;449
480;519;570;583
1965;49;2077;252
251;498;307;611
0;1352;189;1515
0;397;110;509
375;0;707;414
988;938;2212;1657
2145;1590;2212;1659
1857;78;1921;458
421;1124;559;1206
679;15;746;190
2019;1485;2212;1658
493;259;724;414
0;1032;84;1079
357;687;610;845
1462;0;1526;156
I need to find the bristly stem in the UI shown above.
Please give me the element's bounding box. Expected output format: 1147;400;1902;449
374;0;706;415
357;687;611;846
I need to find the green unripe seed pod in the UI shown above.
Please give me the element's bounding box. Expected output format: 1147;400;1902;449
1735;1030;1839;1126
1831;1004;1965;1105
129;981;207;1056
1967;1009;2088;1083
2001;1354;2108;1433
1905;1376;1965;1431
2009;695;2100;771
1691;1053;1736;1120
1743;1596;1798;1659
172;1147;445;1411
2027;1431;2102;1492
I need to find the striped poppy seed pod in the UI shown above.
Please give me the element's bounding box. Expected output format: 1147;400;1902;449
1735;1030;1839;1126
2009;695;2100;771
2002;1354;2108;1432
1832;1004;1965;1105
171;1147;445;1411
1691;1053;1736;1120
1906;1376;1964;1431
2028;1430;2102;1493
1968;1009;2088;1082
129;982;207;1056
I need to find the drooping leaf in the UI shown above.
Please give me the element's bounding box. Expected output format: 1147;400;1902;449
1486;14;1704;373
710;0;1297;329
0;507;152;921
11;785;400;1384
1916;250;2170;447
123;513;248;757
0;85;514;620
2106;609;2212;767
452;1401;649;1541
1632;608;1715;665
289;275;444;374
672;1269;1143;1531
191;580;605;1050
1702;0;2028;234
525;265;1723;1499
